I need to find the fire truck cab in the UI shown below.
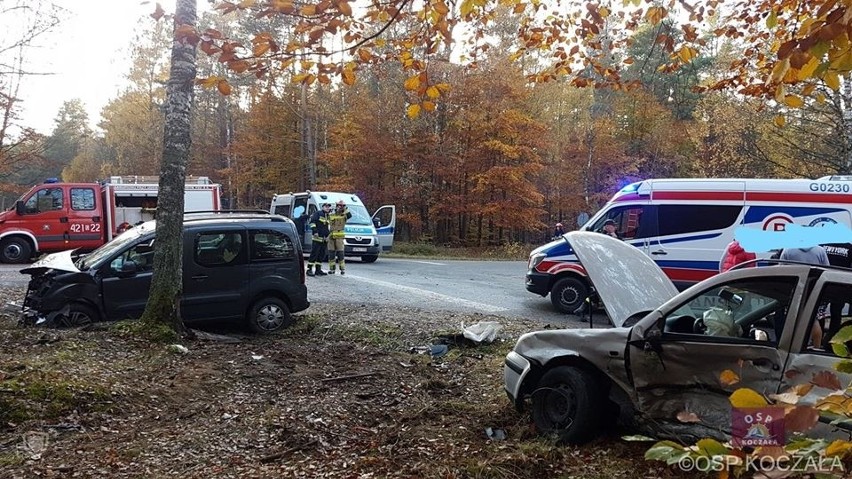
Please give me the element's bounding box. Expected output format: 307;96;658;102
0;176;220;263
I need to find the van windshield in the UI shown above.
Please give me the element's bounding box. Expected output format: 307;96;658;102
346;204;372;225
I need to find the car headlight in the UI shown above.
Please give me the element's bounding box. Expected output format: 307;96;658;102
528;253;546;271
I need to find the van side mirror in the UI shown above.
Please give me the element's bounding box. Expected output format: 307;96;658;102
15;200;24;216
373;217;381;228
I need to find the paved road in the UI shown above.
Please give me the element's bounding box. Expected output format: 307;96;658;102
0;257;610;328
307;257;609;327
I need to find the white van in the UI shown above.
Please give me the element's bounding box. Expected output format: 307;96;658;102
270;191;396;263
528;176;852;313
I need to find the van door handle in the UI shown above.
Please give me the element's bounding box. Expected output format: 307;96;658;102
191;274;208;280
651;250;668;255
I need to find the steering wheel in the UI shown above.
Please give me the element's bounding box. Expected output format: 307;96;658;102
693;316;707;334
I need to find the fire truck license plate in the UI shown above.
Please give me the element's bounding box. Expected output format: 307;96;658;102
70;223;101;233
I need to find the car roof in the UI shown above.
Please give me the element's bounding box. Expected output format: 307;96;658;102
136;212;297;231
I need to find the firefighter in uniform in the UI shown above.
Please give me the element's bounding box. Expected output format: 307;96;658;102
306;202;331;276
327;200;352;274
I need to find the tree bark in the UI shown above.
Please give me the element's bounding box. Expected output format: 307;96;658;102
140;0;197;335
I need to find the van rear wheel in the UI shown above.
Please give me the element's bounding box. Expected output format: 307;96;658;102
247;297;292;334
550;277;588;314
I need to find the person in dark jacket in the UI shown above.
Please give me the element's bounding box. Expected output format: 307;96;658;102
306;203;332;276
719;240;757;272
552;223;565;239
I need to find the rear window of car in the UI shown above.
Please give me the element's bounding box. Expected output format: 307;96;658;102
250;229;295;261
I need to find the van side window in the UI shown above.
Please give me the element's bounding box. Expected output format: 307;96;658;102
657;205;741;236
25;188;63;214
195;232;245;266
250;229;295;261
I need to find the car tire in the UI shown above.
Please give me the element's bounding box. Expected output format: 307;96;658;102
361;254;378;263
247;297;292;334
0;237;32;264
64;303;99;327
531;366;602;444
550;277;588;314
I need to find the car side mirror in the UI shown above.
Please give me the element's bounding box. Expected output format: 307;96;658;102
644;328;663;353
112;260;138;277
15;200;24;216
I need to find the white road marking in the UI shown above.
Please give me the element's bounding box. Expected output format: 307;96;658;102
344;274;508;313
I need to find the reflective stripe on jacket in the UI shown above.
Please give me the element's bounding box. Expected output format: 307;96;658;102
309;211;331;239
328;209;351;239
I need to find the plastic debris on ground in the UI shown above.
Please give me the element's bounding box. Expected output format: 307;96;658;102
461;321;502;344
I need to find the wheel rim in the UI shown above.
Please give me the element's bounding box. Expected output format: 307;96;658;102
559;286;580;307
255;304;285;331
542;385;577;431
4;243;22;261
67;310;93;327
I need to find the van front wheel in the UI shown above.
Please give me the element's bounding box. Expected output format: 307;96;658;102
550;277;588;314
0;237;31;264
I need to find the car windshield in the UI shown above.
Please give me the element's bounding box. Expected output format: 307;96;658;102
346;204;372;225
77;224;152;270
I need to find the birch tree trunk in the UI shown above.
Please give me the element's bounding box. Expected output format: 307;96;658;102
140;0;197;334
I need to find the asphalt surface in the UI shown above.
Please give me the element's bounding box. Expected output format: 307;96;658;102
0;257;611;328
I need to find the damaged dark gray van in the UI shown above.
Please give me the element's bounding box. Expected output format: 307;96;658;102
20;212;309;334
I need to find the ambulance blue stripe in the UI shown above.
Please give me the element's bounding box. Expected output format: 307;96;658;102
743;206;844;223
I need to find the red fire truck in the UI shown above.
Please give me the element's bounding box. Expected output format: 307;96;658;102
0;176;221;263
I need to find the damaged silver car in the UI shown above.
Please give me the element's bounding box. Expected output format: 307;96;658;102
505;231;852;443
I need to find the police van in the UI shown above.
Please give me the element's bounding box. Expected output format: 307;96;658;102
270;191;395;263
529;176;852;313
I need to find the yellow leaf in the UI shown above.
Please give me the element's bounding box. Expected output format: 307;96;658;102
798;55;820;80
301;60;315;70
425;86;440;99
784;95;804;108
720;370;740;386
435;1;450;15
404;75;420;91
238;0;256;8
217;79;232;95
677;46;696;63
513;3;525;13
435;83;451;92
342;68;356;86
817;92;827;103
766;10;777;29
301;4;316;15
357;48;371;62
770;58;790;84
318;74;331;85
599;6;609;17
406;103;421;119
825;440;852;458
196;76;219;88
292;73;310;84
337;0;352;16
825;71;841;90
422;100;436;112
730;388;768;408
774;115;786;127
460;0;474;17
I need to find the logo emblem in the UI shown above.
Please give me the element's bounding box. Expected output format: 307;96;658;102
355;236;362;241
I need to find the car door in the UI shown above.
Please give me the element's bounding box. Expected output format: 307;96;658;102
371;205;396;253
19;185;69;251
100;238;156;320
584;203;658;256
67;186;103;250
780;271;852;435
627;271;809;433
182;227;249;322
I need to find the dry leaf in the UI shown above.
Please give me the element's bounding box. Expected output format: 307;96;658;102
720;369;740;386
676;411;701;423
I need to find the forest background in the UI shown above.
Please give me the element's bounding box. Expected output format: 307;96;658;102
2;4;849;247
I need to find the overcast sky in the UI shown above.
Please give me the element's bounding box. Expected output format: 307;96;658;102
13;1;215;135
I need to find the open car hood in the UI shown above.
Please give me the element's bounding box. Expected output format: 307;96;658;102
20;250;80;275
566;231;678;327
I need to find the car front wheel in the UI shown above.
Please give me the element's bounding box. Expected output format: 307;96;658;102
57;303;99;327
550;277;588;314
531;366;602;444
247;297;292;334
